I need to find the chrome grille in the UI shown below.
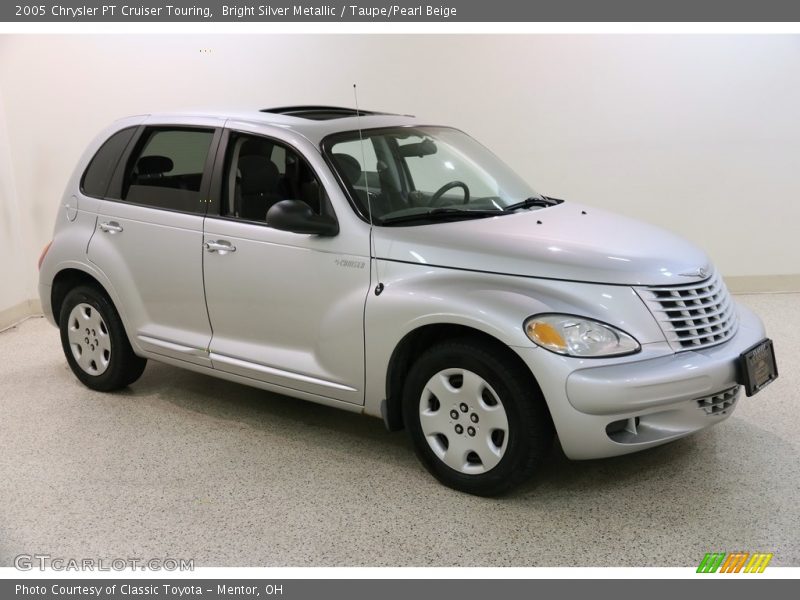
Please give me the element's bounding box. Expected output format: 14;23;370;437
637;270;738;351
696;386;739;416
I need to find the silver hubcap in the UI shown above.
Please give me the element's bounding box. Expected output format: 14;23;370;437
419;368;509;475
66;303;111;376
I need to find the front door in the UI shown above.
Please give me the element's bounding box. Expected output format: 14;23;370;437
202;131;369;404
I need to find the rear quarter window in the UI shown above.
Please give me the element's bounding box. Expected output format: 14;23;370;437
121;127;214;213
80;127;138;198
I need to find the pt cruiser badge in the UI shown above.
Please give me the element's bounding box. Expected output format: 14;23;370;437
335;257;366;269
38;105;778;495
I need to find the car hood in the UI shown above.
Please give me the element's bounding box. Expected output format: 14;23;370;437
372;202;712;286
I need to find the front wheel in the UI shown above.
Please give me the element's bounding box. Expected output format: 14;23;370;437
403;339;553;496
59;285;146;391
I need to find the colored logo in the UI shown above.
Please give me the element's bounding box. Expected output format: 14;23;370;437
697;552;773;573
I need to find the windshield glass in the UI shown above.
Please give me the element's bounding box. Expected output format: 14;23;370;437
325;127;544;225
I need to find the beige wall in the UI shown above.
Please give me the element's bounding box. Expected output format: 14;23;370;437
0;78;36;320
1;34;798;317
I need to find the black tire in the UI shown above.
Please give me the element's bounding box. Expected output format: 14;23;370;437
403;338;553;496
59;285;146;391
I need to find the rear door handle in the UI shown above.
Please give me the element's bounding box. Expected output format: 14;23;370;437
99;221;123;234
204;240;236;253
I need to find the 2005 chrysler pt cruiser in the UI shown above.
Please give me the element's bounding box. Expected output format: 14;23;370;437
38;106;779;495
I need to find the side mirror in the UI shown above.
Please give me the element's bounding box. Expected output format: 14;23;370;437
266;200;339;237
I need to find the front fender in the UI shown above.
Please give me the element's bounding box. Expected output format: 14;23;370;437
363;260;666;420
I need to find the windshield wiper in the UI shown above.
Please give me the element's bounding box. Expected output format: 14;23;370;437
502;196;560;212
379;207;501;226
378;197;562;225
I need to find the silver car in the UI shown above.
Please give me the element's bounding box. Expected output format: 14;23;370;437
38;106;778;496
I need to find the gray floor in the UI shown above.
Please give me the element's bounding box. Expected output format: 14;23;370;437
1;294;798;567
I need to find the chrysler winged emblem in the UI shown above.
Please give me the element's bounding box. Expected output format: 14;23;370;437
679;267;709;278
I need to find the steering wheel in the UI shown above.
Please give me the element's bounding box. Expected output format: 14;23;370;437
430;181;470;207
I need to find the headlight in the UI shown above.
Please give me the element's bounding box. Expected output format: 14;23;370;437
524;314;640;357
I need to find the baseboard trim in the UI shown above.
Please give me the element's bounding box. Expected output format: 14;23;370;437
0;299;43;332
724;274;800;294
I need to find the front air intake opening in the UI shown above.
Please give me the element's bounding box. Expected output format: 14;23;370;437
606;417;640;442
696;386;740;416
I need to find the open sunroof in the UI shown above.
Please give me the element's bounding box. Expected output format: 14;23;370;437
260;105;390;121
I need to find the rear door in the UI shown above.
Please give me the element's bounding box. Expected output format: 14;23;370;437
88;120;222;366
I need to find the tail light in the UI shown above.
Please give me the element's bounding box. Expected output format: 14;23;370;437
38;241;53;270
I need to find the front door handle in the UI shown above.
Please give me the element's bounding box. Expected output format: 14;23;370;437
98;221;123;234
204;240;236;254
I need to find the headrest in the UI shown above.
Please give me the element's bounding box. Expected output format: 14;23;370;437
332;153;363;186
240;138;272;157
239;156;279;195
136;155;173;176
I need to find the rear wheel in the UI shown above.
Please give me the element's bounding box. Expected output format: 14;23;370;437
59;285;146;391
403;339;553;496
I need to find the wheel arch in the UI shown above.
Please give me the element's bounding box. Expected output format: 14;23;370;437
51;267;115;325
383;323;547;432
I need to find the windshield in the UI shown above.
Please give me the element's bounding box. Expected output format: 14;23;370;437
324;127;545;225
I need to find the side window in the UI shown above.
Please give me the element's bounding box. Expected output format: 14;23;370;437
329;138;381;192
329;137;393;218
221;133;327;223
80;127;137;198
121;128;214;213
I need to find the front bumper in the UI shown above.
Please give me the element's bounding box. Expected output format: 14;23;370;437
514;301;767;459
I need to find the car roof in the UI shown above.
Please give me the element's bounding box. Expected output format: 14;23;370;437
140;106;426;145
